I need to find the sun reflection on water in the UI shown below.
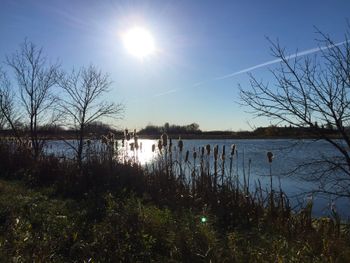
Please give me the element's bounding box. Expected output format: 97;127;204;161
120;139;157;165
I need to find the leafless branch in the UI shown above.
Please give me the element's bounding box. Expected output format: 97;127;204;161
5;39;60;158
240;27;350;198
58;65;124;166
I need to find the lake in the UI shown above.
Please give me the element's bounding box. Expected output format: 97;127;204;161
46;138;350;218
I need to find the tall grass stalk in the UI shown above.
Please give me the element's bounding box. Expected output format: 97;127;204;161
221;145;225;186
242;148;247;193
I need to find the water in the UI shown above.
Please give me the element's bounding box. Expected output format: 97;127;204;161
45;138;350;218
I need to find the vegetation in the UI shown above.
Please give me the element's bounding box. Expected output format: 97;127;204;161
57;65;123;167
1;34;350;261
139;122;202;136
0;134;350;262
240;27;350;198
0;40;123;162
5;40;60;159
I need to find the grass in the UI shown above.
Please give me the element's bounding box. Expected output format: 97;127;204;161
0;134;350;262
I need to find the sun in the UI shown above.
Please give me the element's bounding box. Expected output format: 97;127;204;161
122;27;156;58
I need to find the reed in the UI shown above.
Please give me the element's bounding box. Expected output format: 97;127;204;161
221;145;225;186
127;133;297;231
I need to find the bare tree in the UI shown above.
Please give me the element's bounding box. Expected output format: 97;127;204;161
58;65;124;167
0;69;11;129
6;40;60;158
240;27;350;198
0;68;22;142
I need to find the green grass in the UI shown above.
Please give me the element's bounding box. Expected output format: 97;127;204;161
1;179;350;262
0;179;220;262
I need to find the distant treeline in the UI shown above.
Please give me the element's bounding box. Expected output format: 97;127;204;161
250;125;339;138
0;122;342;139
138;123;341;139
0;121;122;139
138;122;201;136
137;122;341;139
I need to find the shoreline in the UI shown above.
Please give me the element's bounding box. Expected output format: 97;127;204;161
0;133;341;141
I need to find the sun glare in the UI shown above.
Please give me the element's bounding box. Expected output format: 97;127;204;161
122;27;155;58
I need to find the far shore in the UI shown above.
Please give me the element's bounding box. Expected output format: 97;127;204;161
0;125;343;141
0;132;342;141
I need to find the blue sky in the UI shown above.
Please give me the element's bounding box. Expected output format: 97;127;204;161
1;0;349;131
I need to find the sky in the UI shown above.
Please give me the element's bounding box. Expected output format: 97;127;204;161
0;0;350;131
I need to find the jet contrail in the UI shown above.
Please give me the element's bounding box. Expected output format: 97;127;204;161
215;40;348;80
152;89;178;97
151;40;348;98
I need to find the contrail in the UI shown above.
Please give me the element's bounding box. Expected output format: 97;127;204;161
152;89;178;97
151;40;348;98
215;40;348;80
150;82;205;99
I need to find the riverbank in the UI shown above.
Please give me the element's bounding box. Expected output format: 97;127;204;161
1;178;350;262
0;142;350;261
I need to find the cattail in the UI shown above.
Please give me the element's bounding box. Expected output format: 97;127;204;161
206;144;211;155
161;133;168;147
178;137;184;152
122;138;125;147
169;138;172;152
231;144;236;156
134;136;139;150
221;145;226;160
267;151;274;163
130;142;135;151
193;149;197;159
101;135;108;144
267;151;274;193
185;150;189;162
201;146;205;157
331;201;336;213
214;145;219;160
158;139;163;152
229;144;234;178
108;132;114;141
152;144;156;152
